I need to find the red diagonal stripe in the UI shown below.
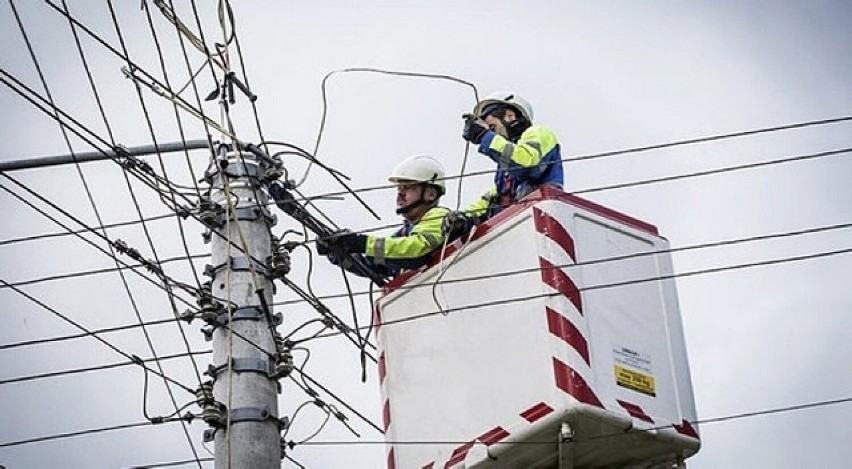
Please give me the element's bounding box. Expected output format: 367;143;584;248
616;399;654;423
378;352;387;384
546;307;590;365
674;419;700;439
534;207;576;263
382;400;391;431
553;357;603;407
478;426;510;446
387;448;396;469
520;402;554;423
374;304;383;332
422;463;434;469
444;441;474;468
540;257;583;315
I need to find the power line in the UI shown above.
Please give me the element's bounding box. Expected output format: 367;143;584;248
292;367;384;436
0;178;199;311
11;216;840;357
254;142;852;251
575;147;852;195
0;212;176;246
318;245;852;338
0;419;179;449
290;118;852;202
0;278;196;394
269;220;852;310
105;3;206;413
567;115;852;164
0;67;198;210
0;253;208;290
292;394;852;447
0;316;181;351
5;120;848;251
129;458;214;468
0;63;284;288
40;0;224;146
0;350;211;386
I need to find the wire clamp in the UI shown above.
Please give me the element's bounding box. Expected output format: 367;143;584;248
268;237;291;278
197;196;225;229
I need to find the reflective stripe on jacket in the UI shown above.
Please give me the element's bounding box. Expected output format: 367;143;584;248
364;206;449;271
467;124;563;218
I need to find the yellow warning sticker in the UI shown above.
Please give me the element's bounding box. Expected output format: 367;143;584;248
614;365;656;397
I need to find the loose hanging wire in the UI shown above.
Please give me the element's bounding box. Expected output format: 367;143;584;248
298;67;481;224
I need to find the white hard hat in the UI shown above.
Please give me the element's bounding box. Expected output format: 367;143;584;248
388;155;446;195
474;91;534;122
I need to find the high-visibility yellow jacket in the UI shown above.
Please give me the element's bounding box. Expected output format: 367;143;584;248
466;124;563;219
363;206;450;275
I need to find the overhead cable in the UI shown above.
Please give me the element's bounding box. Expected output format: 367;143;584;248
291;144;852;203
271;220;852;309
293;394;852;447
0;350;211;386
317;246;852;338
0;278;195;394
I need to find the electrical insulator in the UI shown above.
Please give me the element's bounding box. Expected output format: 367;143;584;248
269;236;291;278
195;382;224;428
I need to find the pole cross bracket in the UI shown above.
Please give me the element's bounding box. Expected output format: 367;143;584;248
198;202;275;229
199;307;282;342
202;407;288;442
204;255;271;279
205;357;278;380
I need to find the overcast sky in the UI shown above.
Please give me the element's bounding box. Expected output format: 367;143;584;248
1;1;851;468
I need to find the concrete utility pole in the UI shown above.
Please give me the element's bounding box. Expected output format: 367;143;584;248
204;149;283;468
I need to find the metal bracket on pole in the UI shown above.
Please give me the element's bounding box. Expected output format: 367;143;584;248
202;407;289;443
205;357;278;380
204;256;271;279
214;305;283;326
197;200;276;229
197;306;281;342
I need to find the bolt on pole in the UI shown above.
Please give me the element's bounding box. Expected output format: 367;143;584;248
206;149;282;468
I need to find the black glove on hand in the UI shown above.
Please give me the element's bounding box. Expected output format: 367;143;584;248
318;230;368;256
442;210;473;238
462;118;489;144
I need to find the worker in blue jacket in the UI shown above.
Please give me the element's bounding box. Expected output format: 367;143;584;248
444;92;564;236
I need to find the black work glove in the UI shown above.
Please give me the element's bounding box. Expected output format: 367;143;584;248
462;117;489;144
317;230;368;256
442;211;474;239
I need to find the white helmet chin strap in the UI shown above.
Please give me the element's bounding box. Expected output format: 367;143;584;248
395;184;437;216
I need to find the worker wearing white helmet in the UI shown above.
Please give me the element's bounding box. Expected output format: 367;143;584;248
455;91;564;223
319;155;451;277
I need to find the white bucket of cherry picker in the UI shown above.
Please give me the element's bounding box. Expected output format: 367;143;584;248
376;186;700;469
